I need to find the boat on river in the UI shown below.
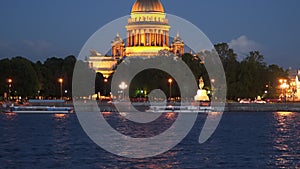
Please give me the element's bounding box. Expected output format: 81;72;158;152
146;103;212;113
6;106;73;114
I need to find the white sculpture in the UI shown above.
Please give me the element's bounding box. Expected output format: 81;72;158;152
194;77;210;101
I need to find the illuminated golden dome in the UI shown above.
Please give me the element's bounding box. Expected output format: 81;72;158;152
131;0;165;13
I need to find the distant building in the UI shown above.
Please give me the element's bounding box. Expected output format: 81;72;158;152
88;50;118;78
287;69;300;101
294;70;300;100
88;0;185;77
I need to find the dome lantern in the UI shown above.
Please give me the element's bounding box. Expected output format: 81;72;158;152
131;0;165;13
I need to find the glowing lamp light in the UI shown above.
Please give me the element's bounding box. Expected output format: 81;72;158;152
119;82;128;90
58;78;63;83
168;78;173;99
119;82;128;101
58;78;63;100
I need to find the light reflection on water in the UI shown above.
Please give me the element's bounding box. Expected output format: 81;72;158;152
53;113;68;119
0;111;300;168
116;150;179;169
51;114;72;166
3;112;17;120
272;112;300;168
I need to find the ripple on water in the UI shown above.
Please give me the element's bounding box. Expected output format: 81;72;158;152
0;112;300;168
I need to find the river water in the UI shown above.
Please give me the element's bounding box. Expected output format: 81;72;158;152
0;111;299;168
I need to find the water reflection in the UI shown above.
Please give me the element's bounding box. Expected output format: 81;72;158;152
3;112;17;120
165;112;176;119
103;111;178;138
116;150;179;169
276;111;294;117
54;113;68;119
272;112;300;168
52;113;71;165
101;111;112;116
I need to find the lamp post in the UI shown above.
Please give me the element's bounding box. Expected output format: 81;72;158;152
168;78;173;100
119;82;128;101
58;78;63;100
279;79;284;100
104;78;108;96
7;78;12;101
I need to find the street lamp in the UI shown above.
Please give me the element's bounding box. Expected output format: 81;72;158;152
279;79;283;84
104;78;108;96
7;78;12;101
38;90;40;99
58;78;63;100
168;78;173;100
279;79;284;100
119;82;128;101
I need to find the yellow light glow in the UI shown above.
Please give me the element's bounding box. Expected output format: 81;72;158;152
165;112;175;119
125;46;170;56
54;114;67;118
280;83;289;89
279;79;283;83
5;112;16;116
168;78;173;83
58;78;63;83
209;112;222;116
101;112;112;116
276;112;293;116
7;78;12;83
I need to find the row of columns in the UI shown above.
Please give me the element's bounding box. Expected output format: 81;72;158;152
127;31;169;47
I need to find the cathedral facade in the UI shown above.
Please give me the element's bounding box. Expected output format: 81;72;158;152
89;0;185;77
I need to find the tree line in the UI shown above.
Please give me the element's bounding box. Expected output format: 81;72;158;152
0;43;287;101
0;55;76;100
214;43;287;100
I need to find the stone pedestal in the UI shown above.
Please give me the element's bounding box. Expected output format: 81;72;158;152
194;89;209;101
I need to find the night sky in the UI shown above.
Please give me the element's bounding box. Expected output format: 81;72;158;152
0;0;299;69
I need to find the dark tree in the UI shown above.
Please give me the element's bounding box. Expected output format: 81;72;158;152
10;57;39;98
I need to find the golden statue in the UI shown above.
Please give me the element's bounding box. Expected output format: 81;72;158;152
194;77;210;101
199;77;204;90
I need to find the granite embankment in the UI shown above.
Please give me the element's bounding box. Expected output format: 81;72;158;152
2;101;300;113
225;103;300;112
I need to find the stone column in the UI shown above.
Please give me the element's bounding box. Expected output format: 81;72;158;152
135;34;138;46
139;33;141;46
154;33;157;46
166;32;169;46
127;32;130;47
130;32;133;46
146;33;149;46
152;33;155;46
162;31;165;45
157;33;160;46
142;33;145;46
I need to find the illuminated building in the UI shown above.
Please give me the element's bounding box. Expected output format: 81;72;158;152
295;70;300;100
285;69;300;101
89;0;185;77
89;50;118;78
111;33;125;58
125;0;171;56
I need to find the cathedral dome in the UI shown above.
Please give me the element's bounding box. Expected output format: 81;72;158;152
131;0;165;13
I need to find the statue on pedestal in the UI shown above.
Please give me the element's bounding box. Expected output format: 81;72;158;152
194;77;210;101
